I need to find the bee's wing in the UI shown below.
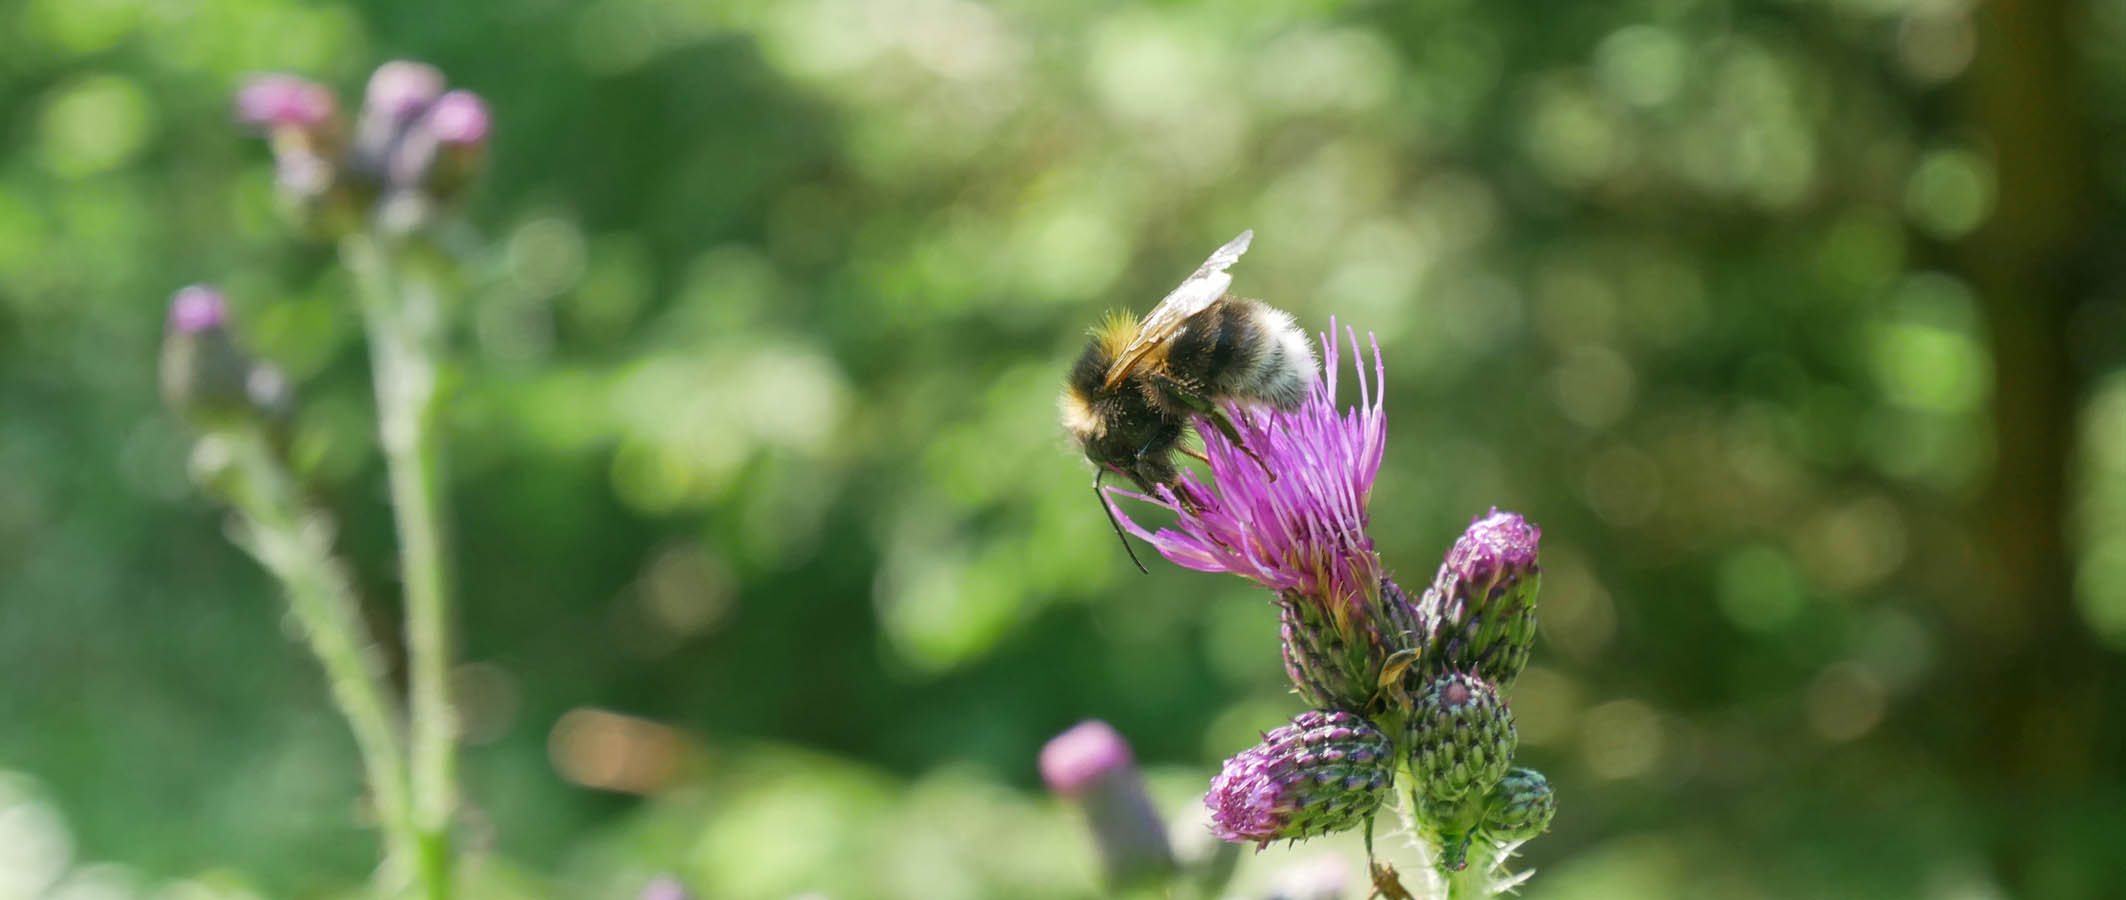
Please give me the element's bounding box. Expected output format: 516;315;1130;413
1102;229;1254;389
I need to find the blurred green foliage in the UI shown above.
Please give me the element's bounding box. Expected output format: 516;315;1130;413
3;0;2125;897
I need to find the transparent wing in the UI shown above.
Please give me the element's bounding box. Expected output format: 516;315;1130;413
1103;229;1254;389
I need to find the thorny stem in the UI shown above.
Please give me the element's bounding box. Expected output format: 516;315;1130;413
345;232;457;899
1442;840;1501;900
212;428;420;884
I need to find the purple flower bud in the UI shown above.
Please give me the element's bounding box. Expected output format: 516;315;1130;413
381;91;489;207
1206;710;1393;847
363;60;446;122
1419;509;1542;687
426;91;491;147
1041;720;1134;796
167;284;227;334
1408;672;1515;803
236;75;338;130
161;286;255;429
1040;721;1176;888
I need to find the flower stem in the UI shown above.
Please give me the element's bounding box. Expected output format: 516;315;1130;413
1443;839;1499;900
211;427;420;885
345;232;457;899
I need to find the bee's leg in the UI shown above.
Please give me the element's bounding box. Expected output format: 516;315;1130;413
1151;376;1276;480
1179;446;1212;465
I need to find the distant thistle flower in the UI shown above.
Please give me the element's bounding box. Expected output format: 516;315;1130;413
236;75;338;131
1041;720;1177;889
160;285;252;429
237;61;489;236
1206;710;1394;847
388;89;492;204
354;60;445;177
1419;510;1542;689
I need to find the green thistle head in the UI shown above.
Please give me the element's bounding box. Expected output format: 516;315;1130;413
1481;767;1555;842
1408;671;1516;803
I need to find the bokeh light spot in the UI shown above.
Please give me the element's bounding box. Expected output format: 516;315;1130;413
1595;25;1689;108
37;74;156;178
1510;666;1583;746
1905;148;1995;239
0;774;73;899
1582;699;1664;780
1806;661;1888;742
1717;545;1806;633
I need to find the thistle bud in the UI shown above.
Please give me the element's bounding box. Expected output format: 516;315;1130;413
387;89;490;204
1407;672;1515;803
1280;576;1425;712
1423;510;1541;687
1040;720;1176;889
354;60;444;178
237;74;347;231
1480;767;1555;842
160;286;255;430
1206;710;1394;847
1279;593;1367;711
236;75;338;133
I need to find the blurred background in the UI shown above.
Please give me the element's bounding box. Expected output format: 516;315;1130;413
4;0;2126;896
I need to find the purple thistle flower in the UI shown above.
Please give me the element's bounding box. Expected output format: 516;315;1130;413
167;284;228;334
236;75;338;130
1205;709;1393;847
1040;720;1137;797
1040;720;1176;888
161;285;256;428
1106;319;1388;623
425;91;491;147
363;61;446;123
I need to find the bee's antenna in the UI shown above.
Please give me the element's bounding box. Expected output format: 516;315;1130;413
1095;469;1150;574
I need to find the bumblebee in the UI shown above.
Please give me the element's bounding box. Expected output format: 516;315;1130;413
1058;229;1316;569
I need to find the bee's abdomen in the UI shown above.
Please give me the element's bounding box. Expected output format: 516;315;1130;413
1208;298;1315;409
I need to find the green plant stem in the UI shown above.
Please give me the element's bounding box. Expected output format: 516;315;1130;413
213;428;420;883
1443;839;1499;900
345;233;457;899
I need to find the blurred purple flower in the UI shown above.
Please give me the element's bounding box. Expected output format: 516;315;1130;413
236;75;337;129
1040;720;1135;797
1106;320;1388;624
167;284;228;334
426;90;491;147
1040;720;1175;888
363;60;445;123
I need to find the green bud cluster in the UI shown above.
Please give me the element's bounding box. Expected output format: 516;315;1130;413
1481;767;1555;842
